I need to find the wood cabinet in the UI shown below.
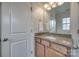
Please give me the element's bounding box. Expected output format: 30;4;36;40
50;43;68;55
46;48;65;57
35;37;71;57
36;43;45;57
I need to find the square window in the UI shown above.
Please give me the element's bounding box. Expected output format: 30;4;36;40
62;17;70;30
63;18;67;23
67;18;70;23
63;24;67;30
66;24;70;30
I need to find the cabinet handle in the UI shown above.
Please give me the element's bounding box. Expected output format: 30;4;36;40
3;38;8;42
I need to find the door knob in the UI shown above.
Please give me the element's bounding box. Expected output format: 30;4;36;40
3;38;8;42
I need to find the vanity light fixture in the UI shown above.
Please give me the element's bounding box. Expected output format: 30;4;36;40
44;2;64;10
44;3;51;10
57;2;64;6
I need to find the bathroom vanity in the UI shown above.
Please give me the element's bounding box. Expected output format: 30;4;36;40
35;33;72;57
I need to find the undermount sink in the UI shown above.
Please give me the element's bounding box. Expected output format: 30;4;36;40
62;40;70;45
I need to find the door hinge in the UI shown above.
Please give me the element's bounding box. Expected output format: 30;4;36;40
31;51;33;54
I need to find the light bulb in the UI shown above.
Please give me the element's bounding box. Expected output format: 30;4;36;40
44;4;49;9
44;3;51;10
47;7;51;10
52;4;57;8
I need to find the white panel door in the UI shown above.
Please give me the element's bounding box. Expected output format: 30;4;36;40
1;2;33;57
11;40;27;57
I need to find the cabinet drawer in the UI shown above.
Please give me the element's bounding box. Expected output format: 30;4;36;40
36;43;45;57
50;43;67;55
46;48;65;57
41;40;50;47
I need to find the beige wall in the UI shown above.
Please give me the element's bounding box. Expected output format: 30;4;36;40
32;3;44;33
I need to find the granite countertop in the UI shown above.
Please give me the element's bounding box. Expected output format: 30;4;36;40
35;34;73;48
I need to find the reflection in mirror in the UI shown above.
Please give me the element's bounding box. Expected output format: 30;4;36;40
43;2;70;34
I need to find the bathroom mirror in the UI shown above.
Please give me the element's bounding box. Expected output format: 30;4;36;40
43;2;70;34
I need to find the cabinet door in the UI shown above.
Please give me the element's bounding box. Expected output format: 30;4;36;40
36;42;45;57
46;48;65;57
50;43;68;55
